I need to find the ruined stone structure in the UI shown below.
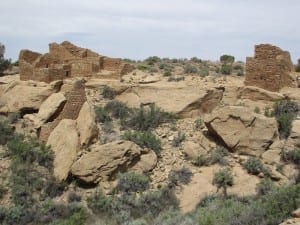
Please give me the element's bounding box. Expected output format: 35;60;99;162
19;41;134;83
245;44;295;92
39;80;86;142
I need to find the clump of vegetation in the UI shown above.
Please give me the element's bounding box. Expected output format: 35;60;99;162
212;168;234;197
243;157;269;176
122;130;162;154
172;131;186;147
281;148;300;165
256;178;275;196
144;56;161;65
87;187;179;224
102;85;116;99
116;172;150;194
125;103;175;131
264;106;274;117
0;43;12;75
167;76;185;82
168;167;193;186
219;54;235;75
209;146;228;165
0;120;15;145
194;118;203;130
104;100;132;120
254;106;260;114
295;59;300;72
184;64;198;74
198;65;209;77
273;100;298;138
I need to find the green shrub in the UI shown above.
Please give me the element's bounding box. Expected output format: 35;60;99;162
220;54;235;64
0;120;14;145
67;192;82;203
264;107;274;117
122;130;162;154
105;100;132;120
163;70;172;77
172;131;186;147
125;104;174;131
145;56;161;65
256;178;275;196
94;106;111;123
209;146;228;165
194;154;207;167
190;57;202;63
102;85;116;99
87;191;113;215
296;64;300;72
212;168;233;197
137;64;149;71
277;113;294;138
243;157;264;175
116;172;150;194
254;106;260;114
198;66;209;77
281;148;300;165
184;64;198;74
168;167;193;186
273;100;298;138
194;118;203;130
8;112;20;124
220;64;232;75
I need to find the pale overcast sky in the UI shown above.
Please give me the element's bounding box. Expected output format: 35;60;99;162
1;0;299;62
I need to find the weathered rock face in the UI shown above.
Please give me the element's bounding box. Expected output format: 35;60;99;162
71;141;141;183
204;106;278;156
0;80;61;114
76;102;98;147
117;86;223;118
130;150;157;173
237;86;284;102
37;93;66;123
245;44;295;92
47;119;79;181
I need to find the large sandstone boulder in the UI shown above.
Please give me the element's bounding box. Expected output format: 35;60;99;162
37;93;66;123
76;102;98;147
204;106;278;156
71;140;141;183
130;150;157;173
117;86;223;118
47;119;79;181
0;80;61;113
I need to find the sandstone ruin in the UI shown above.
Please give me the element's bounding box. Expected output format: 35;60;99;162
39;80;87;142
19;41;134;83
245;44;295;92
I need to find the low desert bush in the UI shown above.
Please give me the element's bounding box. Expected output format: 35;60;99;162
212;168;234;197
116;172;150;194
256;178;275;196
184;64;198;74
168;167;193;186
168;76;185;82
0;120;14;145
281;148;300;165
122;130;162;154
172;131;186;147
243;157;264;175
273;100;299;138
102;85;116;99
220;63;232;75
209;146;228;165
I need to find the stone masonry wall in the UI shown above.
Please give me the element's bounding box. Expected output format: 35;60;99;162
19;41;133;82
245;44;295;92
39;80;87;142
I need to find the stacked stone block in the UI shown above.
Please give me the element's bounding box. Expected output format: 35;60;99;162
245;44;295;92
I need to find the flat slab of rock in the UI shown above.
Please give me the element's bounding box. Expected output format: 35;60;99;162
47;119;79;181
204;106;278;156
238;86;284;102
117;86;223;118
0;80;61;113
37;92;66;123
71;140;141;183
76;102;98;147
130;150;157;173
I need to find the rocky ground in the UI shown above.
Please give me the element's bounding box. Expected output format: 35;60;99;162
1;58;300;224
